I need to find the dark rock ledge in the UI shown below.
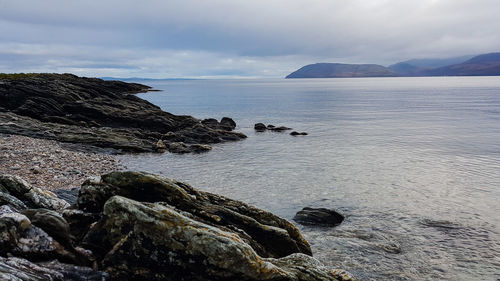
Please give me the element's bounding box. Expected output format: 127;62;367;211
0;171;357;281
0;73;246;153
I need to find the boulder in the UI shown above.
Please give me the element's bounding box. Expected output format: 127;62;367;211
293;207;344;226
78;171;311;258
84;196;350;281
220;117;236;131
254;123;267;131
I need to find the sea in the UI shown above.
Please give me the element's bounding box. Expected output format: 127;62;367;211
118;77;500;281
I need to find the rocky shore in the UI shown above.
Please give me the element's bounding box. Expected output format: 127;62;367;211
0;171;356;281
0;134;124;190
0;73;356;280
0;73;246;154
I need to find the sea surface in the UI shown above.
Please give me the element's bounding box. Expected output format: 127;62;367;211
118;77;500;280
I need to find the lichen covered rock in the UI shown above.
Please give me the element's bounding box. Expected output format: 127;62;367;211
84;196;348;281
78;171;311;258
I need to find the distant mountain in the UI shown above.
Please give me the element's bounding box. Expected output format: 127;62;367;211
422;52;500;76
285;63;397;78
393;55;474;69
388;55;474;76
287;52;500;78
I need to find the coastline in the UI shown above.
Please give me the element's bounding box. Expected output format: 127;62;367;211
0;133;124;190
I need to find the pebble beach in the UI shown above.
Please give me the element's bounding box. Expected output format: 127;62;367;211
0;134;124;190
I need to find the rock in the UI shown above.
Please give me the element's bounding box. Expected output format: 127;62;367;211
290;131;308;136
254;123;292;132
189;143;212;153
0;175;69;210
0;205;90;266
61;209;101;244
269;126;292;131
293;207;344;226
0;256;107;281
167;142;191;154
0;74;246;153
201;118;219;128
220;117;236;131
78;171;311;258
0;192;28;210
53;188;79;206
21;209;72;249
254;123;267;131
84;196;350;281
154;139;167;152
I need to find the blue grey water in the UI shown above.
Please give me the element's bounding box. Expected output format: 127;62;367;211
118;77;500;280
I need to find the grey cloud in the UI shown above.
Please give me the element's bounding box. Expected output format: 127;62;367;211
0;0;499;77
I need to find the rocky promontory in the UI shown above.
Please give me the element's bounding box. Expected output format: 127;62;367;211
0;73;246;153
0;171;356;281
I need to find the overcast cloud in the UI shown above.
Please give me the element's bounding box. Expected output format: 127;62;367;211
0;0;499;78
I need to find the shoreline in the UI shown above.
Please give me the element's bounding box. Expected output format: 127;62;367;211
0;133;124;190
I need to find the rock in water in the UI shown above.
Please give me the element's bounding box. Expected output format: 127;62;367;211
220;117;236;131
254;123;267;131
293;207;344;226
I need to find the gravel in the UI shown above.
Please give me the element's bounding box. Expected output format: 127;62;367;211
0;134;125;190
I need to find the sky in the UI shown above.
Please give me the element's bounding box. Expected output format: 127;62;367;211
0;0;499;78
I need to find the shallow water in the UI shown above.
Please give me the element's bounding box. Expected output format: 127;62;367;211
119;77;500;280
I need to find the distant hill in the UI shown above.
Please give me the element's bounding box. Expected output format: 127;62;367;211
422;53;500;76
388;55;473;76
287;52;500;78
285;63;397;78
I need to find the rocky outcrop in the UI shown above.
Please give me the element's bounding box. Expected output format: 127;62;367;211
0;171;355;281
0;73;246;153
254;123;292;132
293;207;344;227
290;131;308;136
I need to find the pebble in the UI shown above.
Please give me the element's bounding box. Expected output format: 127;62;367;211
0;134;125;190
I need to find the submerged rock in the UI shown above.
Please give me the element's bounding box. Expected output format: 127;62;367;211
290;131;308;136
293;207;344;226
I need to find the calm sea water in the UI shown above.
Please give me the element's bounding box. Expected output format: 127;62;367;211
118;77;500;281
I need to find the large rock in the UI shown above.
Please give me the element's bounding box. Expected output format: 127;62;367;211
0;74;246;153
84;196;349;281
78;171;311;258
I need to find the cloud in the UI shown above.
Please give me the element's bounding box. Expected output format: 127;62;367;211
0;0;499;77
